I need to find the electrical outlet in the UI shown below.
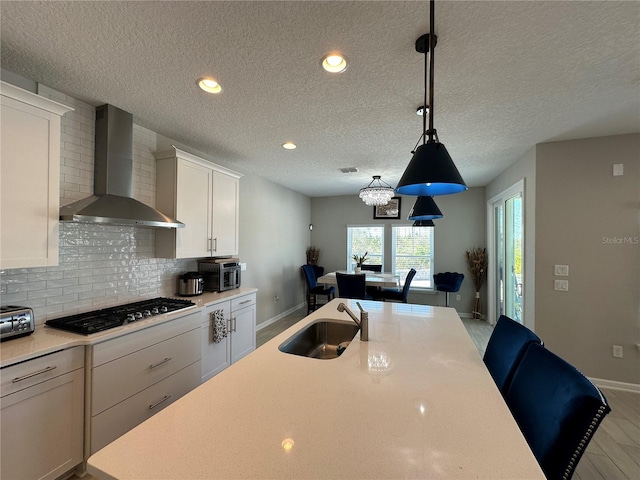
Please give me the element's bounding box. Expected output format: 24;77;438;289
612;345;623;358
274;294;280;303
554;265;569;276
456;294;461;301
554;279;569;291
240;263;247;271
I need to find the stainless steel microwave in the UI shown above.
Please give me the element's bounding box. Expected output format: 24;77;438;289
198;259;241;292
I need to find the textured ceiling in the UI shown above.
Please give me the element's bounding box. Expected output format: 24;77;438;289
1;1;639;197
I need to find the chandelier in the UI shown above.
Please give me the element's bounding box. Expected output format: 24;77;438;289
359;176;395;206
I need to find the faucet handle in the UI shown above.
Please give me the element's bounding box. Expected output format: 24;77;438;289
356;301;365;313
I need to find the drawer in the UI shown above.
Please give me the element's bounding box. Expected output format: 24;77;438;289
1;347;84;397
231;293;256;312
92;327;200;415
90;360;200;454
92;311;201;368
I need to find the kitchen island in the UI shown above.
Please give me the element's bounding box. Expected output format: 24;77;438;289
87;298;544;479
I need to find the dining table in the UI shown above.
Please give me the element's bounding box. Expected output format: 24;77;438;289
317;270;401;288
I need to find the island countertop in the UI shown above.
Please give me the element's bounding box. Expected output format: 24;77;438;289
87;298;544;479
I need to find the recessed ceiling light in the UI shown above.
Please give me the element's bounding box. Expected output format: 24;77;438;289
282;142;297;150
197;77;222;94
321;53;348;73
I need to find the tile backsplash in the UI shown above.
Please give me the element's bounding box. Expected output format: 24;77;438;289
0;84;194;324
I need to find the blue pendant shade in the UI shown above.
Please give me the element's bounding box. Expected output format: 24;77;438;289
408;196;443;221
413;219;435;227
395;142;467;196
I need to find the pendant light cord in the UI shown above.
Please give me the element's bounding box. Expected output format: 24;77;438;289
428;0;435;143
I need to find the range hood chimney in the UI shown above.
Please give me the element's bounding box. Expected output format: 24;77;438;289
60;104;184;228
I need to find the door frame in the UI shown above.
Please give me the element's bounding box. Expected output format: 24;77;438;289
487;179;525;326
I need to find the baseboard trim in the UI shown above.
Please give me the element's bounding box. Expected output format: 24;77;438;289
589;377;640;393
256;302;306;331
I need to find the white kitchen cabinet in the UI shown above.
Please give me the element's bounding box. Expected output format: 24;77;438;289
201;300;231;382
1;346;84;480
155;148;241;259
0;81;73;269
201;292;256;383
89;311;201;454
230;293;256;363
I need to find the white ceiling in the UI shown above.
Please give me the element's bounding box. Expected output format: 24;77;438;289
1;1;638;197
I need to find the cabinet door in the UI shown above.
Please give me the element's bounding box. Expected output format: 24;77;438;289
230;305;256;364
0;95;62;269
211;170;239;256
1;368;84;480
201;301;231;382
175;159;213;258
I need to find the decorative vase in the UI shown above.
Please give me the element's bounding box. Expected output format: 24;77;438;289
355;267;362;274
472;291;481;319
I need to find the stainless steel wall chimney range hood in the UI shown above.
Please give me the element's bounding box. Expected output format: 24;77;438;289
59;104;184;228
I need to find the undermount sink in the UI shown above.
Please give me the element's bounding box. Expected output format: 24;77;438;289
278;320;359;359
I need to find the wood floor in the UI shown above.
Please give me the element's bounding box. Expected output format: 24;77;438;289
258;306;640;480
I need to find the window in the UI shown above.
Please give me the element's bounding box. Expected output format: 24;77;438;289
346;225;384;270
392;225;434;289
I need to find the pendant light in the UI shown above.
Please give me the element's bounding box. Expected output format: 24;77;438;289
396;0;467;196
359;175;395;206
413;219;435;227
408;196;443;221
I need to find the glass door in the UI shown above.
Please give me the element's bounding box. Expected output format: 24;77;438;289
488;181;524;324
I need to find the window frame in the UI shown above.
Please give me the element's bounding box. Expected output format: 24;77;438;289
391;224;435;291
346;224;385;272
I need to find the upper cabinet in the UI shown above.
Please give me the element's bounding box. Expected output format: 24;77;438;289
0;82;73;269
155;148;241;259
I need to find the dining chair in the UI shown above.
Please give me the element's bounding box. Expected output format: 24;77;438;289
301;265;335;314
375;269;417;303
505;342;611;480
433;272;464;307
335;272;372;300
360;264;382;272
483;315;542;395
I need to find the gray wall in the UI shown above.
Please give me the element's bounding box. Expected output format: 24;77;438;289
310;189;486;314
535;134;639;385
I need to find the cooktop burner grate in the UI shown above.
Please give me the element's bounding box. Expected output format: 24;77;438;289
45;297;195;335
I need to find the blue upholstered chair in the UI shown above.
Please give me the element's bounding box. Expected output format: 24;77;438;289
376;269;417;303
483;315;542;395
433;272;464;307
505;342;611;480
336;272;372;300
301;265;335;314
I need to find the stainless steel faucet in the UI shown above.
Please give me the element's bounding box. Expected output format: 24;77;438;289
337;302;369;341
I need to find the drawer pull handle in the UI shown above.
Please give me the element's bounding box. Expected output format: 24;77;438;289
149;357;172;369
149;395;171;410
232;317;237;333
12;365;57;383
239;300;251;305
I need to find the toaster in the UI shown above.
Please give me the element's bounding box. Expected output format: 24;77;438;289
0;306;35;341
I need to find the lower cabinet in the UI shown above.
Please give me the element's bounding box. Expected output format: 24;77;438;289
89;312;201;455
1;347;84;480
201;292;256;383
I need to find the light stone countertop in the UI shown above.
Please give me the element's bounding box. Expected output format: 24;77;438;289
87;298;544;480
0;287;257;368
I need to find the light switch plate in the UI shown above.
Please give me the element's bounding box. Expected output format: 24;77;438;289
240;263;247;271
554;279;569;291
554;265;569;276
613;163;624;176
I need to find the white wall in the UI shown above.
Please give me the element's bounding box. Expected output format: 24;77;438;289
310;189;486;314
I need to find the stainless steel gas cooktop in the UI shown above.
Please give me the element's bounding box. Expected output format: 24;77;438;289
45;297;195;335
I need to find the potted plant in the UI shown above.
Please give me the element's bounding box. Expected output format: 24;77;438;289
352;251;368;274
465;247;487;319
